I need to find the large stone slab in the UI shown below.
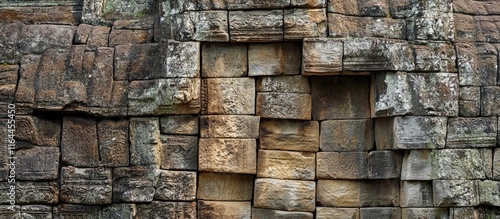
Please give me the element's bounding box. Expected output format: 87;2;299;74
446;117;497;148
165;40;200;78
98;119;129;167
160;135;198;170
257;150;316;180
61;116;99;167
200;115;259;138
317;180;399;207
316;207;359;219
456;43;498;86
256;76;310;93
201;43;247;78
87;26;110;48
481;86;500;116
368;151;402;179
254;178;315;212
400;181;434;207
155;170;197;201
16;146;59;180
229;10;283;42
317;152;368;179
256;93;312;120
114;43;162;80
60;167;112;205
136;201;196;218
248;43;301;76
14;115;61;147
284;9;327;40
401;208;449;219
160;115;199;135
198;201;251;219
320;119;374;152
432;149;492;180
53;205;101;219
433;180;479;207
401;150;433;180
113;166;156;203
129;117;161;166
259;119;319;152
328;14;406;39
302;38;343;75
252;208;313;219
201;78;255;115
198;172;254;201
199;138;256;174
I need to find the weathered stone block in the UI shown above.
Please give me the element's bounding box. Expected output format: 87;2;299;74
53;204;101;219
495;148;500;179
60;167;112;205
459;86;480;117
400;181;434;207
290;0;325;7
320;119;374;152
401;150;432;180
61;116;99;167
199;138;256;174
401;208;449;219
453;13;478;42
227;0;288;9
109;29;152;46
256;93;312;120
201;43;247;78
160;115;199;135
259;119;319;152
252;208;313;219
198;201;251;219
113;166;156;203
407;11;454;41
129;117;161;166
389;0;451;18
454;0;500;15
229;10;283;42
328;14;406;39
18;25;75;55
21;205;53;219
329;0;389;16
0;205;20;219
481;86;500;116
200;115;260;138
432;149;492;180
87;26;110;48
114;44;162;80
198;172;254;201
311;76;371;120
317;152;368;179
202;78;255;115
98;119;129;167
254;178;315;212
0;65;17;103
74;24;92;44
368;151;402;179
258;150;315;180
160;135;198;170
102;0;155;20
16;147;59;180
413;42;457;72
172;11;229;42
136;201;196;218
302;38;343;75
256;76;310;93
165;40;200;78
284;9;327;40
317;180;400;207
16;55;40;105
478;180;500;206
155;170;196;201
316;207;359;219
456;43;498;86
9;181;58;204
375;116;447;150
446;117;497;148
372;72;458;117
102;204;136;219
360;208;401;219
433;180;479;207
14;115;61;147
0;22;22;64
248;43;301;76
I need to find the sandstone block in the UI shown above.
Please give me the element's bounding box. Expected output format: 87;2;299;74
14;115;61;147
456;43;498;86
61;116;99;167
114;43;162;80
160;135;198;170
256;76;310;93
0;23;22;64
454;0;500;15
0;65;17;103
1;181;58;204
413;42;457;72
248;43;301;76
401;208;449;219
172;11;229;42
113;166;156;203
201;43;247;77
400;181;434;207
165;40;200;78
317;180;399;207
407;11;454;41
257;150;316;180
328;14;406;39
368;151;402;179
311;76;371;120
316;207;359;219
129;117;161;166
256;93;312;120
202;78;255;115
226;0;288;9
481;86;500;116
198;172;254;201
433;180;479;207
16;55;40;105
18;25;75;55
290;0;326;7
21;205;53;219
446;117;497;148
160;115;199;135
317;152;368;179
87;26;110;48
60;167;112;205
252;208;313;219
254;178;315;212
74;24;92;44
302;38;343;75
478;180;500;206
16;147;59;180
198;201;251;219
453;14;478;42
389;0;452;18
360;208;401;219
102;204;136;219
284;9;327;40
0;205;20;219
401;150;432;180
495;148;500;179
155;170;197;201
229;10;283;42
329;0;389;16
259;119;319;152
459;86;480;117
432;149;492;180
375;116;447;150
199;138;256;174
200;115;259;138
53;205;101;219
137;201;196;218
98;119;129;167
320;119;374;152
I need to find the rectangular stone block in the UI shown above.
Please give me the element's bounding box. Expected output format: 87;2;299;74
16;55;40;105
256;93;311;120
252;208;313;219
201;43;247;78
200;115;260;138
53;204;101;219
375;116;447;150
129;117;161;166
114;43;162;80
328;14;406;39
256;76;310;94
495;148;500;180
229;10;283;42
446;117;497;148
317;180;399;207
317;152;368;179
60;167;112;205
284;9;327;40
198;201;251;219
172;11;229;42
248;43;301;76
16;146;59;180
160;135;198;170
401;208;449;219
160;115;198;135
102;204;135;219
0;205;20;219
291;0;325;7
316;207;359;219
478;180;500;206
457;43;498;86
113;166;156;203
433;180;479;207
165;40;200;78
329;0;389;16
259;119;319;152
401;150;432;180
481;86;500;116
0;65;17;103
432;149;492;180
257;150;315;180
201;78;255;115
453;13;478;42
15;115;61;147
87;26;110;48
199;138;256;174
360;208;401;219
368;151;402;179
254;178;315;212
198;172;254;201
0;22;21;64
311;76;371;120
407;11;454;41
302;38;343;75
400;181;434;207
459;86;480;117
227;0;288;9
413;42;457;73
18;25;75;55
320;119;374;152
97;119;129;167
13;181;58;204
61;116;99;167
21;205;53;219
136;201;196;218
155;170;197;201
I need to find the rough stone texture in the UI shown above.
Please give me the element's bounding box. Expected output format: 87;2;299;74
401;208;449;219
248;43;302;76
432;149;492;180
368;151;402;179
456;43;498;86
252;208;313;219
87;26;110;48
316;207;359;219
284;9;327;40
0;205;20;219
16;146;59;180
21;205;53;219
61;116;99;167
481;86;500;116
413;42;457;73
446;117;497;148
302;38;343;75
160;115;199;135
478;180;500;206
459;86;481;117
200;115;259;139
320;119;374;152
172;11;229;42
401;150;433;180
113;166;156;203
256;93;312;120
129;117;161;166
229;10;283;42
360;208;402;219
198;172;254;201
257;150;316;180
375;116;448;150
328;0;389;16
201;78;255;115
256;76;310;93
18;25;75;55
60;167;112;205
317;152;368;179
160;135;198;170
101;0;155;21
6;181;59;204
136;201;196;218
433;180;479;207
53;205;101;219
259;119;319;152
495;148;500;180
198;201;251;219
114;43;162;80
97;119;129;167
201;43;247;78
199;138;256;174
0;65;18;103
317;180;399;207
155;170;197;201
254;178;315;212
102;204;136;219
407;11;454;41
165;40;200;78
14;115;61;147
400;181;434;207
328;14;406;39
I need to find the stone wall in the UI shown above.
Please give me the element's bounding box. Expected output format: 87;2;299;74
0;0;499;218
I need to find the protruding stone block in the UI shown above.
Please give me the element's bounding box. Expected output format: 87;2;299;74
401;150;432;180
328;14;406;39
316;207;359;219
114;43;162;80
16;147;59;180
320;119;374;152
401;208;449;219
248;43;301;76
202;78;255;115
198;201;251;219
60;167;112;205
155;170;197;201
198;172;254;201
21;205;53;219
160;115;198;135
481;86;500;116
165;40;200;78
258;150;316;180
129;117;161;166
478;180;500;206
317;180;399;207
200;115;260;138
360;208;401;219
400;181;433;207
15;115;61;147
284;9;327;40
432;149;492;180
257;93;311;120
256;76;310;93
328;0;389;16
160;135;198;170
259;119;319;152
254;178;315;212
61;116;99;167
201;43;247;78
252;208;313;219
136;201;196;218
302;38;343;75
446;117;497;148
229;10;283;42
368;151;402;179
317;152;368;179
113;166;156;203
459;86;480;117
98;119;129;167
102;204;136;219
53;205;101;219
199;139;256;174
375;116;447;150
172;11;229;42
456;43;498;86
433;180;479;207
413;42;457;72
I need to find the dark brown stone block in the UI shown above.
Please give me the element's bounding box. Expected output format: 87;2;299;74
320;119;374;152
98;119;129;167
160;135;198;170
481;86;500;116
16;146;59;180
53;204;101;219
61;116;99;167
368;151;402;179
136;201;196;218
60;167;112;205
114;43;162;80
109;29;152;47
15;115;61;147
113;166;156;203
155;170;197;201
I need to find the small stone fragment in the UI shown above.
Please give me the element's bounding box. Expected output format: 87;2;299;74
198;172;254;201
317;152;368;179
259;119;319;152
200;115;260;138
60;167;112;205
198;201;251;219
257;150;316;180
155;170;197;201
199;138;256;174
256;93;312;120
254;178;316;212
433;180;479;207
202;78;255;115
201;43;247;78
248;43;302;76
160;135;198;170
320;119;374;152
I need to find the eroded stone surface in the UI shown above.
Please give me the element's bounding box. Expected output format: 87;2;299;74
200;115;260;138
317;180;399;207
284;9;327;40
113;166;156;203
329;0;389;16
61;116;99;167
252;208;313;219
165;40;200;78
360;208;401;219
481;86;500;116
320;119;374;152
98;119;129;167
413;42;457;73
21;205;53;219
202;78;255;115
172;11;229;42
456;43;498;86
114;43;162;80
401;150;433;180
400;181;434;207
199;138;256;174
317;152;368;179
302;38;343;75
102;204;136;219
16;146;59;180
60;167;112;205
198;201;251;219
401;208;449;219
201;43;247;77
254;178;316;212
446;117;497;148
259;119;319;152
256;93;312;120
229;10;283;42
160;115;199;135
257;150;316;180
15;115;61;147
256;76;310;93
129;117;161;166
432;149;492;180
160;135;198;170
433;180;479;207
135;201;196;219
248;43;302;76
53;204;101;219
316;207;359;219
328;14;406;39
368;151;402;179
198;172;254;201
155;170;197;201
459;86;481;117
